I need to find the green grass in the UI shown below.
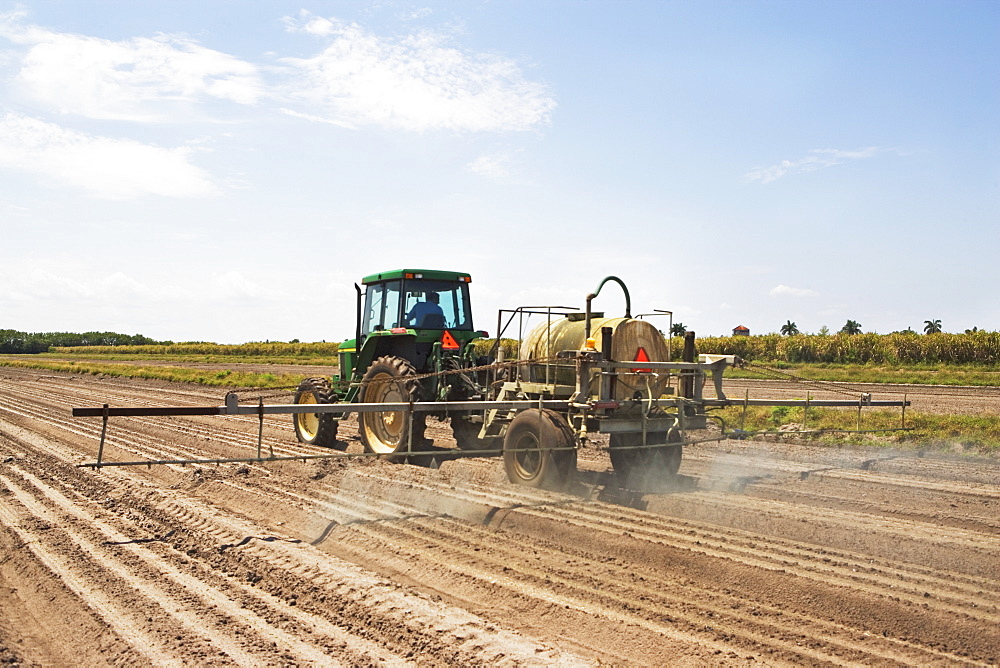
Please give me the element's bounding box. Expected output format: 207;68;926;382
5;350;999;454
27;349;1000;386
35;351;340;366
0;358;307;390
711;404;1000;455
726;362;1000;387
48;341;342;357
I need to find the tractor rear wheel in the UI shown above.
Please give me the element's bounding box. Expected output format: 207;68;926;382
359;356;427;458
503;409;577;490
609;430;682;490
293;378;341;448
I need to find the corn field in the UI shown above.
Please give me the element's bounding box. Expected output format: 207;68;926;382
51;341;343;357
50;333;1000;366
688;332;1000;365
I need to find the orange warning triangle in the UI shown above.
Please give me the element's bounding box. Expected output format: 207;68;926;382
633;347;651;373
441;330;460;350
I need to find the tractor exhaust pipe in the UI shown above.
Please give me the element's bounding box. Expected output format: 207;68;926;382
355;283;363;348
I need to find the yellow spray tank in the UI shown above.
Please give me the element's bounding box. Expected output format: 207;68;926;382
515;276;673;403
518;314;672;402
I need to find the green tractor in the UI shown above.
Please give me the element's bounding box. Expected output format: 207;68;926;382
292;269;488;456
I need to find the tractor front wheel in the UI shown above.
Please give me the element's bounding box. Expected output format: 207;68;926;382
359;356;426;458
503;409;576;490
292;378;341;448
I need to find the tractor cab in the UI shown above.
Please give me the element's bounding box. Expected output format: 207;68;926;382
361;270;474;335
336;270;485;399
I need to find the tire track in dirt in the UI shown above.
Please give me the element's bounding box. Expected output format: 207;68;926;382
0;460;428;666
310;466;1000;620
0;471;320;666
2;367;999;665
0;493;178;666
124;452;999;664
675;454;999;540
0;417;591;665
330;514;979;666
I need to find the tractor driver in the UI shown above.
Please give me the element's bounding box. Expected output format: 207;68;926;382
403;291;445;328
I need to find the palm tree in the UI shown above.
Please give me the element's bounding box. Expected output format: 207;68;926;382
780;320;799;336
670;322;687;337
840;320;862;335
923;319;942;334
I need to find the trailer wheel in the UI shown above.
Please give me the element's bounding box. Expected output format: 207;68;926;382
609;430;682;490
503;409;577;489
450;417;484;450
293;378;341;448
359;356;426;458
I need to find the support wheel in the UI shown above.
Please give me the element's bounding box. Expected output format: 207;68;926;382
293;378;341;448
503;409;577;490
359;356;426;458
451;417;485;450
609;429;682;490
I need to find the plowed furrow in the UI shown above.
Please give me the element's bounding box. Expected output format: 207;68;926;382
643;489;1000;577
117;485;589;665
0;495;180;666
3;367;998;665
328;516;971;665
528;500;1000;615
289;458;1000;617
322;468;1000;612
0;393;293;475
0;468;360;666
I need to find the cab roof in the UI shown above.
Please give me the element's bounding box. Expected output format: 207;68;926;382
361;269;471;284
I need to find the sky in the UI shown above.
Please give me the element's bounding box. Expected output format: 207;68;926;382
0;1;997;343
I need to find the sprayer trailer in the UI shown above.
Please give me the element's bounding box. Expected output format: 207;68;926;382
72;270;910;491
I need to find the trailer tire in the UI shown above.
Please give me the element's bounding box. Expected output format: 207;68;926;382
359;356;427;459
293;378;341;448
503;409;576;490
451;417;485;450
609;430;682;490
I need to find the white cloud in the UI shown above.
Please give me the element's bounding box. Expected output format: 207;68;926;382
99;272;160;301
399;8;434;22
0;112;217;199
0;266;90;302
369;218;403;231
769;284;819;298
281;13;555;132
1;11;553;135
744;147;881;184
0;263;174;304
467;151;515;179
0;14;262;121
215;271;288;301
740;264;775;276
277;107;357;129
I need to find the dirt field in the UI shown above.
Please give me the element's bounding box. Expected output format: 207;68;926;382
1;365;998;665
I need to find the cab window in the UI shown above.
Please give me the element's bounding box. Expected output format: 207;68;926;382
401;279;472;330
362;280;403;335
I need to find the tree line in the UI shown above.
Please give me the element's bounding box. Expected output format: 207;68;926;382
779;319;971;336
0;329;171;354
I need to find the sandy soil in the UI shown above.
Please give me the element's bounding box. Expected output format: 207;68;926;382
0;366;998;665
